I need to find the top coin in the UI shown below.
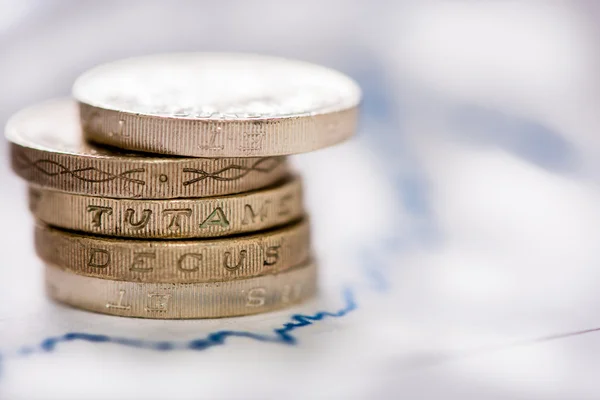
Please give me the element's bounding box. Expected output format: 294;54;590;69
73;53;361;157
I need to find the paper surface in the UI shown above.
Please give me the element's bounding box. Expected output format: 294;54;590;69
3;2;600;399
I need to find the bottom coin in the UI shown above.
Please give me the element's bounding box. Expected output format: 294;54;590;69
45;261;317;319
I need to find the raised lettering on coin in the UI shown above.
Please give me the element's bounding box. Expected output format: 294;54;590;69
199;128;225;150
177;253;202;272
106;289;131;310
88;248;110;268
129;252;156;272
242;203;270;225
239;133;264;151
162;208;192;231
263;245;281;266
125;209;152;229
87;205;113;227
145;293;170;312
278;194;293;216
281;283;303;303
223;250;247;271
199;207;229;229
35;217;308;282
108;119;127;137
246;287;266;307
46;260;316;318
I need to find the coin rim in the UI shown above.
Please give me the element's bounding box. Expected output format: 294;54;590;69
29;175;304;238
79;103;359;157
45;259;317;319
35;218;311;283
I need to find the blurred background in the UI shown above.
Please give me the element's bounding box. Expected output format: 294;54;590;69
4;1;600;399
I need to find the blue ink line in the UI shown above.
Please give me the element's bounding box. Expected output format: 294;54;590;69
12;286;357;357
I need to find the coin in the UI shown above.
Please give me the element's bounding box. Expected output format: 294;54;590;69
6;99;289;199
45;259;317;319
29;176;303;238
35;219;310;283
73;53;361;157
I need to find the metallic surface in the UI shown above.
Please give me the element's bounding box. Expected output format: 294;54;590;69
7;99;289;198
74;53;361;157
29;176;304;238
35;219;311;283
45;260;317;319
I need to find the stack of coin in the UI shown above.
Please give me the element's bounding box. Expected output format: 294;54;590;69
5;53;361;319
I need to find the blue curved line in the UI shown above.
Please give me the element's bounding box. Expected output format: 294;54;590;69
13;287;357;357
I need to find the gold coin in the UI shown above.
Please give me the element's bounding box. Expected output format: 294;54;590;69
45;260;317;319
73;53;361;157
35;219;310;283
6;99;289;199
29;176;303;239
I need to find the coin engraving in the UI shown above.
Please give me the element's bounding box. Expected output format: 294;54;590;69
87;205;113;227
88;248;110;268
246;288;266;307
239;133;264;152
223;250;247;271
181;157;283;186
199;129;225;151
107;120;127;137
199;207;229;229
278;194;293;216
242;203;270;225
47;261;316;318
124;209;152;229
106;289;131;310
30;177;303;238
129;252;156;273
177;253;202;272
264;245;281;266
162;209;192;232
145;293;170;312
15;150;147;185
36;220;310;282
281;283;303;304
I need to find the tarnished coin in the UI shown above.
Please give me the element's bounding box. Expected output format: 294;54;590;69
29;176;303;238
45;260;317;319
6;99;289;199
35;219;310;283
73;53;361;157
